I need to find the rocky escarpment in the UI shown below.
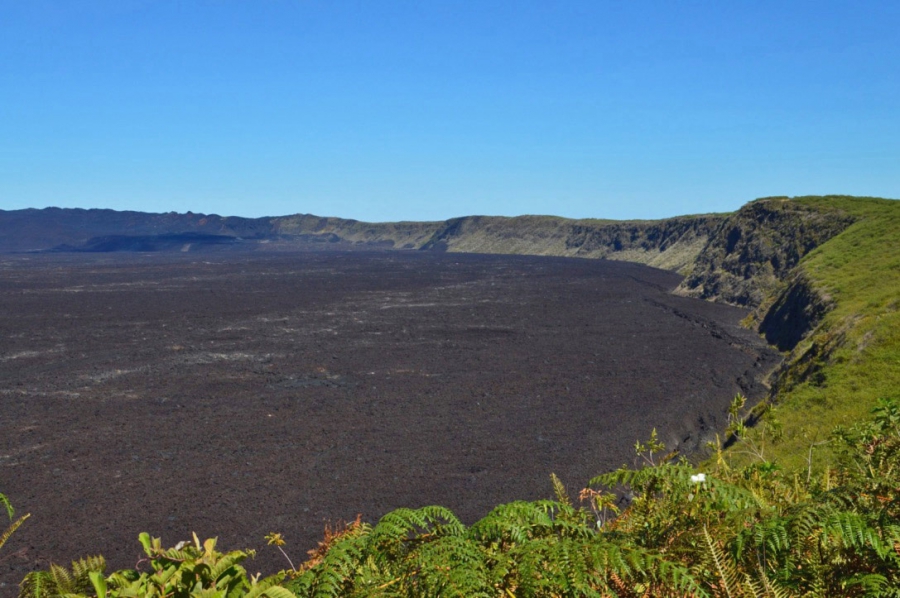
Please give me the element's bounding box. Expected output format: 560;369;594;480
757;272;833;352
564;215;721;272
273;212;725;271
270;214;443;249
758;269;847;399
420;214;723;273
676;198;856;308
1;207;727;273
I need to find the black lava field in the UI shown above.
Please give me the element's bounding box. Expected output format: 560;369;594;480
0;251;779;580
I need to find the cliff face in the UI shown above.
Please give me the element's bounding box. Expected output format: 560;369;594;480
0;208;727;275
757;272;832;352
270;214;443;249
420;214;724;274
675;198;855;308
564;216;720;272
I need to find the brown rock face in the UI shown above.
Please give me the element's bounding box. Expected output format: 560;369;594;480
676;198;855;308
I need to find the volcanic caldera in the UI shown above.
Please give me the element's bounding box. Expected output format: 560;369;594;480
0;250;779;580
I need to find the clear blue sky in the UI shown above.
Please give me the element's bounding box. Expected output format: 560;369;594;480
1;1;898;222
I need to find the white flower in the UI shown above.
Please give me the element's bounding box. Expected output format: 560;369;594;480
690;473;706;484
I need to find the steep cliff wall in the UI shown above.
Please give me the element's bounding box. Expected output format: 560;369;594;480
419;214;723;274
270;214;443;249
564;215;719;272
757;272;832;352
675;198;856;308
271;212;726;273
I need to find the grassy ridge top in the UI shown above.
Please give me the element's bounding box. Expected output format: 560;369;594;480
736;196;900;471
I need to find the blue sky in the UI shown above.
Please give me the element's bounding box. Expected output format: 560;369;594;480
1;1;898;222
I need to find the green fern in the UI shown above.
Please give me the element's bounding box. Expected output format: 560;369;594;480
702;525;741;598
1;493;14;521
1;512;29;553
1;492;30;555
19;556;106;598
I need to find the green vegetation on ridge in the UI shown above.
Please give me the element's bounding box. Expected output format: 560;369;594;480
734;196;900;472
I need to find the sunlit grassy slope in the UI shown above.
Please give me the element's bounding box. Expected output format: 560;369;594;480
738;196;900;471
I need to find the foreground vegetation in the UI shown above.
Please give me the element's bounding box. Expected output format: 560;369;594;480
9;398;899;597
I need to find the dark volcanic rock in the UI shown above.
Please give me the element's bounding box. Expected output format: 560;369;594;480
677;198;855;308
0;251;778;581
759;273;832;352
51;233;241;253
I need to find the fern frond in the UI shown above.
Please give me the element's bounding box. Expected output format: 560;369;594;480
844;573;890;596
755;517;791;556
69;555;106;583
551;473;572;506
821;511;889;557
642;550;710;597
0;513;29;551
750;558;798;598
289;527;369;597
18;571;54;598
49;563;75;593
255;587;297;598
0;493;14;520
403;534;493;597
703;525;740;598
369;505;463;549
742;570;769;598
468;501;556;544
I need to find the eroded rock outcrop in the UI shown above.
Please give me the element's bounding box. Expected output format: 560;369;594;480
420;214;723;273
758;272;832;352
676;198;855;308
564;215;720;272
